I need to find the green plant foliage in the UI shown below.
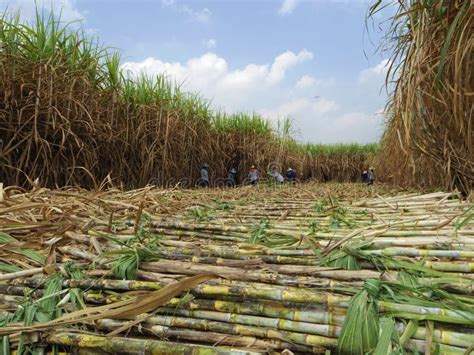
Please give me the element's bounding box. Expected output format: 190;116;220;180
249;218;271;244
248;218;297;248
0;233;17;244
4;274;64;354
64;262;86;310
136;213;154;242
108;246;161;280
188;207;216;222
337;280;381;354
0;262;22;273
213;199;234;212
15;249;46;266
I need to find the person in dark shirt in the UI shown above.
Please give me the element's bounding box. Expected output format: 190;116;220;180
287;167;297;184
367;167;375;185
199;163;209;187
361;170;368;183
227;167;238;187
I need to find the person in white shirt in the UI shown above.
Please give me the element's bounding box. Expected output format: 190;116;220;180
268;168;284;184
248;165;259;185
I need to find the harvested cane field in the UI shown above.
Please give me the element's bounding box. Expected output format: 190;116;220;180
0;183;473;354
1;0;473;353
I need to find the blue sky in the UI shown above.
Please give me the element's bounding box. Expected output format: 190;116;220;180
1;0;393;143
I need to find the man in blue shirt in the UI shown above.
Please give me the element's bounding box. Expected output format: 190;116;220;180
287;167;297;184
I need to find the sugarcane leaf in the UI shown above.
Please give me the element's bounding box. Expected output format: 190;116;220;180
434;2;467;90
374;317;395;355
399;320;418;346
397;269;418;286
337;288;379;354
1;336;10;355
16;248;46;265
455;206;473;230
0;232;17;244
0;262;22;273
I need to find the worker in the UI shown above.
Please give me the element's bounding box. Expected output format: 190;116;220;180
228;167;238;187
268;168;284;184
199;163;209;187
287;167;296;184
367;167;375;185
361;170;368;183
248;165;259;185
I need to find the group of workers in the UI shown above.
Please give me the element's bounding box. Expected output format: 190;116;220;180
250;165;297;185
199;164;297;187
199;163;375;187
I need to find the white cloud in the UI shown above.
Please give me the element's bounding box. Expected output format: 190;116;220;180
261;97;338;120
0;0;85;24
295;75;317;89
202;38;217;49
323;111;383;143
268;49;313;84
278;0;299;15
121;50;385;143
160;0;211;24
358;59;389;84
182;5;211;23
122;49;313;97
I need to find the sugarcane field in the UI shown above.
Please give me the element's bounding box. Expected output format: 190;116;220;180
0;0;473;354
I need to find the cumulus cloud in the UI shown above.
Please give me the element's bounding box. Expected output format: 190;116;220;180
268;50;313;84
160;0;211;24
202;38;217;49
295;75;317;89
121;50;387;142
0;0;85;23
278;0;299;15
322;111;383;143
122;49;313;95
261;97;338;120
358;59;389;84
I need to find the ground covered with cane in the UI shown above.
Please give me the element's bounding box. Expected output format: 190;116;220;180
1;0;473;353
0;183;473;354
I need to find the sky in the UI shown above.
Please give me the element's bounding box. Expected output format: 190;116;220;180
0;0;394;144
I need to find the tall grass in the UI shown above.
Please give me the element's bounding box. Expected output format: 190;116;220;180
0;7;377;188
370;0;472;195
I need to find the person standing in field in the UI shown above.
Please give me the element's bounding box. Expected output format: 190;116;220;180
367;167;375;185
199;163;209;187
287;167;296;184
268;168;284;184
228;167;238;187
361;170;368;183
248;165;259;185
